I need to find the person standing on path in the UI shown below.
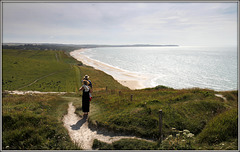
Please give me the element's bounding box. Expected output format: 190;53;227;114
82;75;92;101
79;80;92;115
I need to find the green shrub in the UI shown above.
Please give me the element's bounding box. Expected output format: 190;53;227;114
161;128;195;150
197;108;238;145
144;85;173;90
92;139;157;150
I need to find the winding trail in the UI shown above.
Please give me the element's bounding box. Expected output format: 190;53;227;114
62;102;153;150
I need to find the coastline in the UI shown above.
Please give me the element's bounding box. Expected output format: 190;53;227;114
70;49;150;90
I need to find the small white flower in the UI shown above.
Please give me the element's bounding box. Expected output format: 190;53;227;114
176;134;180;137
187;133;194;138
183;129;190;133
172;128;176;130
168;135;173;139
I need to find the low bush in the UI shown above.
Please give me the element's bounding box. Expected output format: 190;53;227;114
160;128;195;150
92;139;157;150
197;107;238;145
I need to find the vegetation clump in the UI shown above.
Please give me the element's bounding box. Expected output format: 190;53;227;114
92;138;157;150
197;107;238;145
161;128;195;150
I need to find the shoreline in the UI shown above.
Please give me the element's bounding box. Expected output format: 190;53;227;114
70;49;150;90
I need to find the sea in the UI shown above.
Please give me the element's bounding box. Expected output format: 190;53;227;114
79;46;238;91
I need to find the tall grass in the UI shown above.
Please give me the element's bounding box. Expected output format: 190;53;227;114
197;107;238;144
2;93;81;150
92;139;158;150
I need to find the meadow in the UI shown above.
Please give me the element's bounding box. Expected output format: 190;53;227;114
2;48;238;150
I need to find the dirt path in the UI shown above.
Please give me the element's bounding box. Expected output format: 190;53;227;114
62;102;153;150
55;53;59;62
17;72;57;90
5;90;71;95
215;94;227;102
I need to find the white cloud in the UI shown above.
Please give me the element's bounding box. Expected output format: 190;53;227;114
2;2;238;46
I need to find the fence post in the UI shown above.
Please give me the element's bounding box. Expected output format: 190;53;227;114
159;109;163;144
130;94;133;101
106;86;108;92
119;91;121;96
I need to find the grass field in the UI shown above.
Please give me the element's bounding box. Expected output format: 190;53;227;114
2;48;238;150
2;49;126;92
3;49;79;92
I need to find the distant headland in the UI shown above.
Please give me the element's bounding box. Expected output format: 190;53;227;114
76;44;179;48
3;43;179;51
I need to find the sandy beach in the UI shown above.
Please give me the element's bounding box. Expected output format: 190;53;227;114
70;49;150;90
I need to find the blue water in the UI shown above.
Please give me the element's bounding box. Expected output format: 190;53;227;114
81;46;238;91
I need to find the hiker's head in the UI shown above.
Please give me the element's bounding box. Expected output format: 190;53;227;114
84;75;89;80
83;80;89;85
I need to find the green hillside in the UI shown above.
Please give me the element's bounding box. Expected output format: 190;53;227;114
73;88;238;150
2;48;238;150
2;49;126;92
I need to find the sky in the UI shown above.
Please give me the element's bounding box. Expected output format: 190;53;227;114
2;2;238;46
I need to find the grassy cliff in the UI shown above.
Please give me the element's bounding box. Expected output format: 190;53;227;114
78;88;237;150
